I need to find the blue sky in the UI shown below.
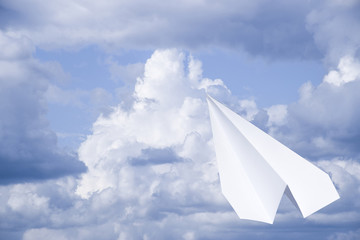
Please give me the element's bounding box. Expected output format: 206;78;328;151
1;1;360;239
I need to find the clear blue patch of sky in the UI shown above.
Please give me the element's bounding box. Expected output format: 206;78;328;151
35;46;108;90
195;49;326;107
46;103;95;148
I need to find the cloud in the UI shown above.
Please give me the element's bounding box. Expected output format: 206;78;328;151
0;31;86;184
266;104;287;127
1;49;240;239
259;55;360;160
0;0;322;59
328;229;360;240
75;49;223;199
105;59;145;108
323;56;360;86
1;0;359;237
10;49;265;239
0;31;33;59
2;0;360;68
306;0;360;64
0;49;359;239
74;50;360;238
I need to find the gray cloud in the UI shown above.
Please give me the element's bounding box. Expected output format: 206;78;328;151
0;31;86;185
0;0;322;60
2;0;359;68
306;0;360;65
129;147;184;166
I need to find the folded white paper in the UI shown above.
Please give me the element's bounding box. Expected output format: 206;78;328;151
206;95;340;224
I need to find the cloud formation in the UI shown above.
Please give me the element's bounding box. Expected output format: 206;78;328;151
306;0;360;64
75;49;224;200
1;49;357;239
0;0;322;59
75;49;360;239
0;0;360;237
2;0;359;69
1;1;359;65
0;31;86;184
263;55;360;160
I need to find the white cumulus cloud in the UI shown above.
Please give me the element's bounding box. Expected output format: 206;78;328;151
323;56;360;86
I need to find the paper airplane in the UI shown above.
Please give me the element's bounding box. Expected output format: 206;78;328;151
206;95;339;224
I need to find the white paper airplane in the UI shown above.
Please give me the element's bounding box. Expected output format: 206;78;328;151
206;95;340;224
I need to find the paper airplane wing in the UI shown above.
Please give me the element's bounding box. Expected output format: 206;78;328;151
206;95;339;224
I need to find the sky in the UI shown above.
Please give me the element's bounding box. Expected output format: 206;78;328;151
0;0;360;239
